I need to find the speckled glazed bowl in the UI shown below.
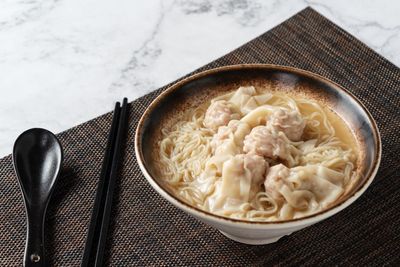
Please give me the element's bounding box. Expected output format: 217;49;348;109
135;64;381;245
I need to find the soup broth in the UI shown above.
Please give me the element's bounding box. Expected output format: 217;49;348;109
155;86;358;221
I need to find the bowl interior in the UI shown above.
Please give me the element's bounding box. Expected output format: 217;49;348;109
136;65;380;222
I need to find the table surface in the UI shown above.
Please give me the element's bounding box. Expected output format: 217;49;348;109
0;0;399;158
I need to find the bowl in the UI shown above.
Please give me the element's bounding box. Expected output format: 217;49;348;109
135;64;381;245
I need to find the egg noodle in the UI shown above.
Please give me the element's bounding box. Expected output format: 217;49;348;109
156;87;356;221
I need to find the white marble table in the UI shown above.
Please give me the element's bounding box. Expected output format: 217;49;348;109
0;0;399;157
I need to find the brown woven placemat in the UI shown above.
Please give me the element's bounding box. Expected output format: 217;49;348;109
1;7;399;266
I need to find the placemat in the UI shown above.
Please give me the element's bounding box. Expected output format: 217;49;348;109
1;7;399;266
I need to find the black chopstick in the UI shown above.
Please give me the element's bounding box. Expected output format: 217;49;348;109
81;98;128;267
95;98;128;266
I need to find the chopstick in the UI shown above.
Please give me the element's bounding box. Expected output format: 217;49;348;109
81;98;128;267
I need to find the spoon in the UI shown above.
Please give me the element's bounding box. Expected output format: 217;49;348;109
13;128;63;267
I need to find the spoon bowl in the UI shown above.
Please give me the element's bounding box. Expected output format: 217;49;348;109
13;128;63;267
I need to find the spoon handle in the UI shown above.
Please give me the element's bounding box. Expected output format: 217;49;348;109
25;209;45;267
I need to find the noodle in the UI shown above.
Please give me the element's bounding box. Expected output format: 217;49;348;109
156;87;357;221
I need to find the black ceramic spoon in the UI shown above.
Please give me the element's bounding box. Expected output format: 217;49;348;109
13;128;63;267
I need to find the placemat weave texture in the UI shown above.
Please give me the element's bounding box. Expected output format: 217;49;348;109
1;8;399;266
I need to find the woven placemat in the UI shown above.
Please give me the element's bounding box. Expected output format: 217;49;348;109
1;7;399;266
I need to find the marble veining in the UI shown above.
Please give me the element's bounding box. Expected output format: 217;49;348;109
0;0;399;157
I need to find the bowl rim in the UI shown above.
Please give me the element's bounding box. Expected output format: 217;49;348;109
135;63;382;228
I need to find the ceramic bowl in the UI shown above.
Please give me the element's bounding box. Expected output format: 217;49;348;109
135;64;381;245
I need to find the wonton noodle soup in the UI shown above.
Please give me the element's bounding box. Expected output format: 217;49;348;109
156;86;357;221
